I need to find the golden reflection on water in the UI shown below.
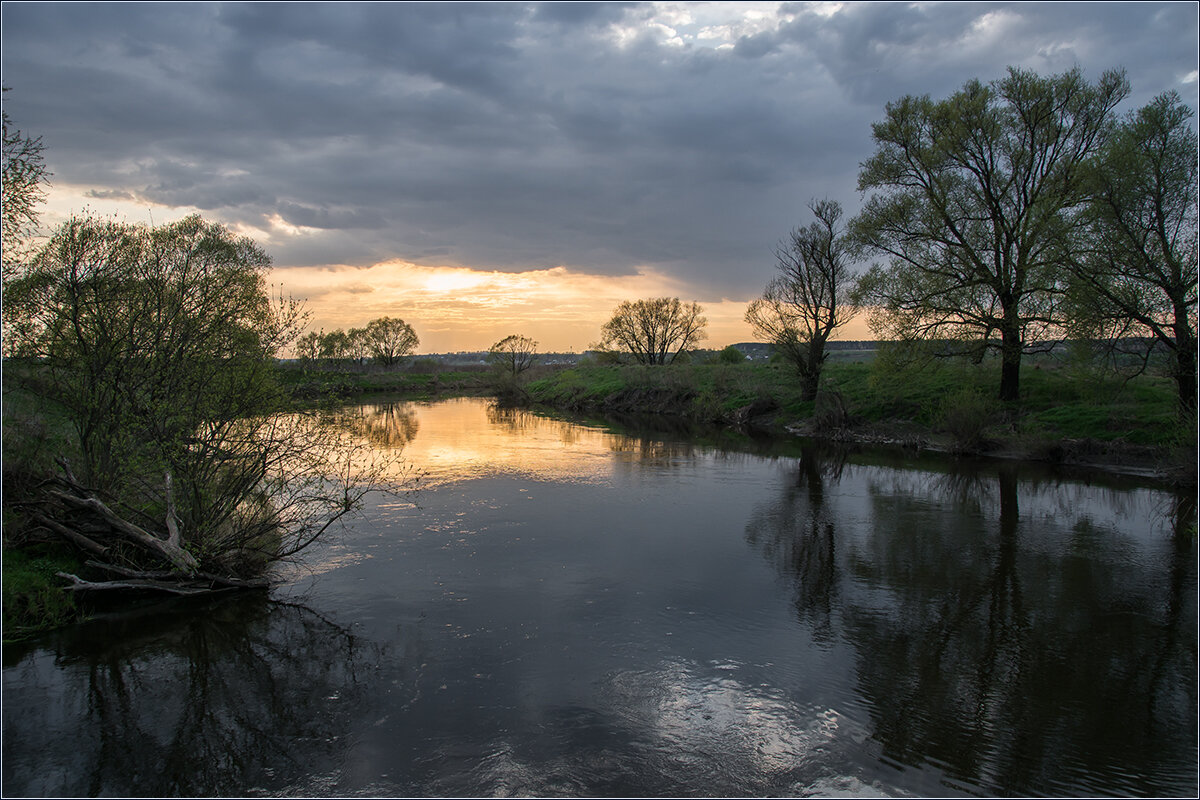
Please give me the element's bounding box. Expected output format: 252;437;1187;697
364;397;620;487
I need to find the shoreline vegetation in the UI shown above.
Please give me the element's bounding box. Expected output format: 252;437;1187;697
270;356;1196;485
3;353;1194;639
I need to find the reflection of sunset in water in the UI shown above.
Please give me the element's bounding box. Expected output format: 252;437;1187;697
392;398;618;487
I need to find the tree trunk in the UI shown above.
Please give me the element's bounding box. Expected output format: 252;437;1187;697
1173;312;1197;415
1174;345;1197;415
998;318;1022;402
800;339;826;402
800;373;820;403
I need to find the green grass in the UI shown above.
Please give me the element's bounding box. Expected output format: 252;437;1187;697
2;544;85;639
523;358;1187;450
274;364;492;399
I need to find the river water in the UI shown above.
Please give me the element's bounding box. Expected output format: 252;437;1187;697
3;397;1196;797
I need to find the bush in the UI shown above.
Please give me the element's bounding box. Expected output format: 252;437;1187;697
717;345;745;364
813;389;851;431
939;387;998;452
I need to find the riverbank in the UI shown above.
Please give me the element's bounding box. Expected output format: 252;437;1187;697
523;361;1197;485
5;357;1194;637
274;362;494;399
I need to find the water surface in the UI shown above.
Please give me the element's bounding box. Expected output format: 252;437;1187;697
3;397;1196;797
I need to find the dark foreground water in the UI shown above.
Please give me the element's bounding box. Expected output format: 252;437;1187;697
3;398;1196;797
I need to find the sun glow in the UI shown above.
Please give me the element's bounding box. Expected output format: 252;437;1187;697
271;259;772;354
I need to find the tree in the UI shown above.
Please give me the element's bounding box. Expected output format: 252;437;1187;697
319;328;350;364
1065;91;1198;413
366;316;419;367
599;297;707;365
4;214;395;588
295;330;321;364
2;87;50;271
746;199;858;401
716;345;745;364
851;67;1129;401
488;334;538;378
347;326;370;366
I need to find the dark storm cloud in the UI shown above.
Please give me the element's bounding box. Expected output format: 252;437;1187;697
2;2;1196;298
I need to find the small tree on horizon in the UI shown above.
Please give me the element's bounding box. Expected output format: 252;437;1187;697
366;316;419;367
488;334;539;378
598;297;707;365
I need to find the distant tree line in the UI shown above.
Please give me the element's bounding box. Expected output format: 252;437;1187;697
294;317;419;369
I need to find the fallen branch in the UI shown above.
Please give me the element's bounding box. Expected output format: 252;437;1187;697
84;561;269;590
32;513;110;558
49;489;199;573
56;572;212;596
164;471;183;549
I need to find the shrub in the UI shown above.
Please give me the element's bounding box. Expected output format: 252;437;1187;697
939;387;998;452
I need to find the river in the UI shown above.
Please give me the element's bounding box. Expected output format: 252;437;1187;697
3;397;1196;797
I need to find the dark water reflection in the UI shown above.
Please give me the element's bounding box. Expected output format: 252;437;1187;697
3;398;1196;797
2;594;385;796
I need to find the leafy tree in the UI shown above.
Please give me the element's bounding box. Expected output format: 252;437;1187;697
347;326;370;366
1;87;50;271
599;297;707;365
1065;91;1198;413
852;67;1129;401
746;199;858;401
2;87;52;355
320;328;350;363
366;316;419;367
4;214;393;585
716;345;745;364
488;334;538;378
295;330;322;364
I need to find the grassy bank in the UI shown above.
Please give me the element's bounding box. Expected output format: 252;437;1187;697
524;359;1195;479
274;362;493;399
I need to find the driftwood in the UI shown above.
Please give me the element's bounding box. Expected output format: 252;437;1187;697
86;560;269;590
30;512;110;558
28;462;275;597
48;488;199;572
57;572;215;596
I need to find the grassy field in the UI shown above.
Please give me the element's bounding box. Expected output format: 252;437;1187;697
274;362;494;399
523;358;1192;456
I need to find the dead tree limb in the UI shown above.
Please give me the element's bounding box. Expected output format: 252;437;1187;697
31;513;110;558
48;490;199;572
56;572;212;596
84;561;269;590
164;470;183;549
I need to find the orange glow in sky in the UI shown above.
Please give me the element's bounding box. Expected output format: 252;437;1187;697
272;259;791;354
42;186;873;355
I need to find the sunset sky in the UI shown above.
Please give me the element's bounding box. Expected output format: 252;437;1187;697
3;1;1197;353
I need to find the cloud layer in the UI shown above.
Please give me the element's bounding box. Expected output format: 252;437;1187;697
3;1;1197;305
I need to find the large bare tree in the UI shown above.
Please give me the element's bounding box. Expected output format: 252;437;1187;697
852;67;1129;401
746;199;858;401
599;297;707;365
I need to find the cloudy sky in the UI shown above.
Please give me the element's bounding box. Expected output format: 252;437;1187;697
3;2;1197;352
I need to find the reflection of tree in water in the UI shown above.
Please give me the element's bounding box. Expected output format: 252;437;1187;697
346;401;420;450
2;594;390;797
486;402;535;431
744;451;1196;795
844;465;1196;796
608;434;700;467
744;443;848;643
